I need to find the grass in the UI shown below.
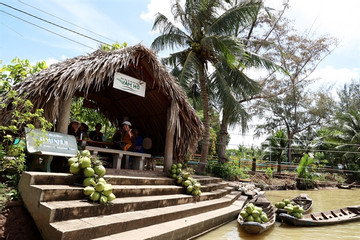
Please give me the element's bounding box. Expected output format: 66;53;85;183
0;183;8;211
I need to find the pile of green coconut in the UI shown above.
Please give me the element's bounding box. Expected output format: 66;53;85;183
275;199;304;219
68;150;116;204
168;163;202;196
240;203;269;223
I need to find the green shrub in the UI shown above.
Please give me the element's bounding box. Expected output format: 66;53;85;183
348;161;360;182
207;161;248;181
296;154;315;189
0;89;52;203
265;167;273;178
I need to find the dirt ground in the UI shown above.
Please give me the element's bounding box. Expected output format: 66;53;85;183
0;202;43;240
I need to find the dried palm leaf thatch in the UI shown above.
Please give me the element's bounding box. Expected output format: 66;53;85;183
1;44;203;157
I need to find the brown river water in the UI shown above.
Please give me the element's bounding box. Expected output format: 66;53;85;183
195;189;360;240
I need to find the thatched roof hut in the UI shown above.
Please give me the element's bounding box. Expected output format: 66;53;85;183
4;44;203;165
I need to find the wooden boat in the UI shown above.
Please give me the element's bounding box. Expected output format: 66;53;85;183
276;193;313;218
237;193;276;234
338;182;357;189
279;205;360;226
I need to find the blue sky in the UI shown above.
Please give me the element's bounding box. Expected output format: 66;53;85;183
1;0;360;147
0;0;155;64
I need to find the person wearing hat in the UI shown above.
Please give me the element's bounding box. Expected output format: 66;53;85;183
77;122;89;140
68;120;80;137
112;121;135;151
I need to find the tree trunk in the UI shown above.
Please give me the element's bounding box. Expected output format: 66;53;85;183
217;112;228;164
277;157;282;174
197;67;210;174
252;158;256;172
57;95;72;133
164;102;177;173
287;139;292;163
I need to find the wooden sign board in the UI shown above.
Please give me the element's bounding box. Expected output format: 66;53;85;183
25;128;78;157
113;72;146;97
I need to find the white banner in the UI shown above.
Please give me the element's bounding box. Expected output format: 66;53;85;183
113;72;146;97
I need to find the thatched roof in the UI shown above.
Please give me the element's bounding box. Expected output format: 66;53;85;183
7;44;203;157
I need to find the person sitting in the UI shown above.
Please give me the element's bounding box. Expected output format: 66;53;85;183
112;121;135;151
112;127;122;149
89;123;103;142
77;122;89;140
133;128;144;153
68;120;80;137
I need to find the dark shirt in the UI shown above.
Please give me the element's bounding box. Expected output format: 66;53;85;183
89;130;103;141
134;135;143;153
68;125;79;137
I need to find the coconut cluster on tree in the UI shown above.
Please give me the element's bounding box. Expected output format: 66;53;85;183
68;150;116;204
168;163;202;196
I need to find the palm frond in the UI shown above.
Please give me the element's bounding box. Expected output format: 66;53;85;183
209;0;262;35
241;50;285;73
201;36;240;68
151;13;189;52
215;58;261;98
178;51;203;89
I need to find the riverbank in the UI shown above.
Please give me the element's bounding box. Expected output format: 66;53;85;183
249;172;341;190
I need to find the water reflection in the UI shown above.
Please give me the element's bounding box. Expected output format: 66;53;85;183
195;189;360;240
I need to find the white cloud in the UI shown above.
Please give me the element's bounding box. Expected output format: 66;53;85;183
141;0;187;36
309;66;360;91
140;0;173;22
45;58;60;66
283;0;360;55
228;125;267;149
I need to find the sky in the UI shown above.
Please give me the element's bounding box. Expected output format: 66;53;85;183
1;0;360;148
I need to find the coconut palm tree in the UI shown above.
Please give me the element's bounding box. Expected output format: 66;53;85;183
333;110;360;164
151;0;278;172
262;129;288;173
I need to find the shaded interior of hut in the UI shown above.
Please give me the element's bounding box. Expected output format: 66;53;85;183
62;68;169;169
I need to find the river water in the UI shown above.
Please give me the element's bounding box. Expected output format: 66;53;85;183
195;189;360;240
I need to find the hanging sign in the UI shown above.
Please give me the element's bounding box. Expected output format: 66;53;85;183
113;72;146;97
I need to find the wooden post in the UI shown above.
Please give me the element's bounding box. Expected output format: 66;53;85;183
163;101;177;173
252;158;256;172
57;95;72;133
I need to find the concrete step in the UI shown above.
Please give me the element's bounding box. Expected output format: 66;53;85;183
19;171;244;240
104;175;175;186
92;195;248;240
48;192;242;240
20;171;178;186
41;187;234;222
191;176;223;185
29;181;229;202
20;171;223;186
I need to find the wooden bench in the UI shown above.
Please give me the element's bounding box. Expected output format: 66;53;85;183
85;146;151;170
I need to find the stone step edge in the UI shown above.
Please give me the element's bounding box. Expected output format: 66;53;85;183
47;192;242;240
91;195;248;240
33;181;230;202
23;171;222;186
40;187;234;222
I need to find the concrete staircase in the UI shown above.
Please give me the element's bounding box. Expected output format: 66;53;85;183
18;171;247;240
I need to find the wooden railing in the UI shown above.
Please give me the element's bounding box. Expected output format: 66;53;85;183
186;154;299;172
